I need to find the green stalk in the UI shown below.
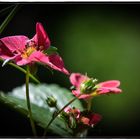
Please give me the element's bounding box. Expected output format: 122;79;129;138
0;4;19;34
87;98;92;111
0;5;15;16
25;66;37;137
43;94;82;137
9;62;40;84
0;59;40;84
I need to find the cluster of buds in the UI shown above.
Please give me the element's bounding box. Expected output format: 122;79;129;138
62;107;102;130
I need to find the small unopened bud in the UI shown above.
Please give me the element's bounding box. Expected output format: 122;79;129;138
80;78;98;94
46;96;57;107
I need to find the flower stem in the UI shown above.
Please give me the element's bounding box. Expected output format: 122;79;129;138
87;98;92;111
0;5;15;16
26;66;37;137
0;59;40;84
10;62;40;84
42;94;82;137
0;4;19;34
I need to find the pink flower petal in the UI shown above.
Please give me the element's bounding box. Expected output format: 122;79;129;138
79;94;92;99
72;90;92;99
0;41;14;59
0;36;28;53
64;107;81;119
47;54;69;75
81;117;90;126
70;73;88;88
89;113;102;126
98;80;120;88
97;87;110;94
74;109;81;119
97;80;122;94
34;22;50;50
27;51;69;75
16;57;31;66
97;87;122;94
72;90;81;97
80;113;102;126
64;107;71;113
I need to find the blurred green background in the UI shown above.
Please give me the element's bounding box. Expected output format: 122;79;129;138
0;3;140;137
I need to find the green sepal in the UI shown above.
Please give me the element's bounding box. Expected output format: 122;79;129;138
44;46;58;55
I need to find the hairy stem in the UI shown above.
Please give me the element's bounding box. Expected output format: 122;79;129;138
26;66;37;137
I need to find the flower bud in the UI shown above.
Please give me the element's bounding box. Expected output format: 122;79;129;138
80;78;98;94
46;96;57;107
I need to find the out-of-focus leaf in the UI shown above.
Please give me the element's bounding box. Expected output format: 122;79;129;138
0;83;84;137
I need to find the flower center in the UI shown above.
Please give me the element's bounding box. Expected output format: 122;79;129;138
22;40;37;59
80;78;98;94
22;47;36;58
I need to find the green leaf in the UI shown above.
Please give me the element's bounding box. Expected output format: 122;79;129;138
0;83;84;137
0;4;19;34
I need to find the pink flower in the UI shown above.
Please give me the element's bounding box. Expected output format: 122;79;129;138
80;113;102;127
70;73;122;99
97;80;122;94
64;107;81;119
0;22;69;75
64;107;102;127
70;73;91;99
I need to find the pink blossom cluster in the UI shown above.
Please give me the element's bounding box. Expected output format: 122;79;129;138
64;107;102;128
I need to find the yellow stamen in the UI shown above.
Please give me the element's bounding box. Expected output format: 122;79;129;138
22;46;36;59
